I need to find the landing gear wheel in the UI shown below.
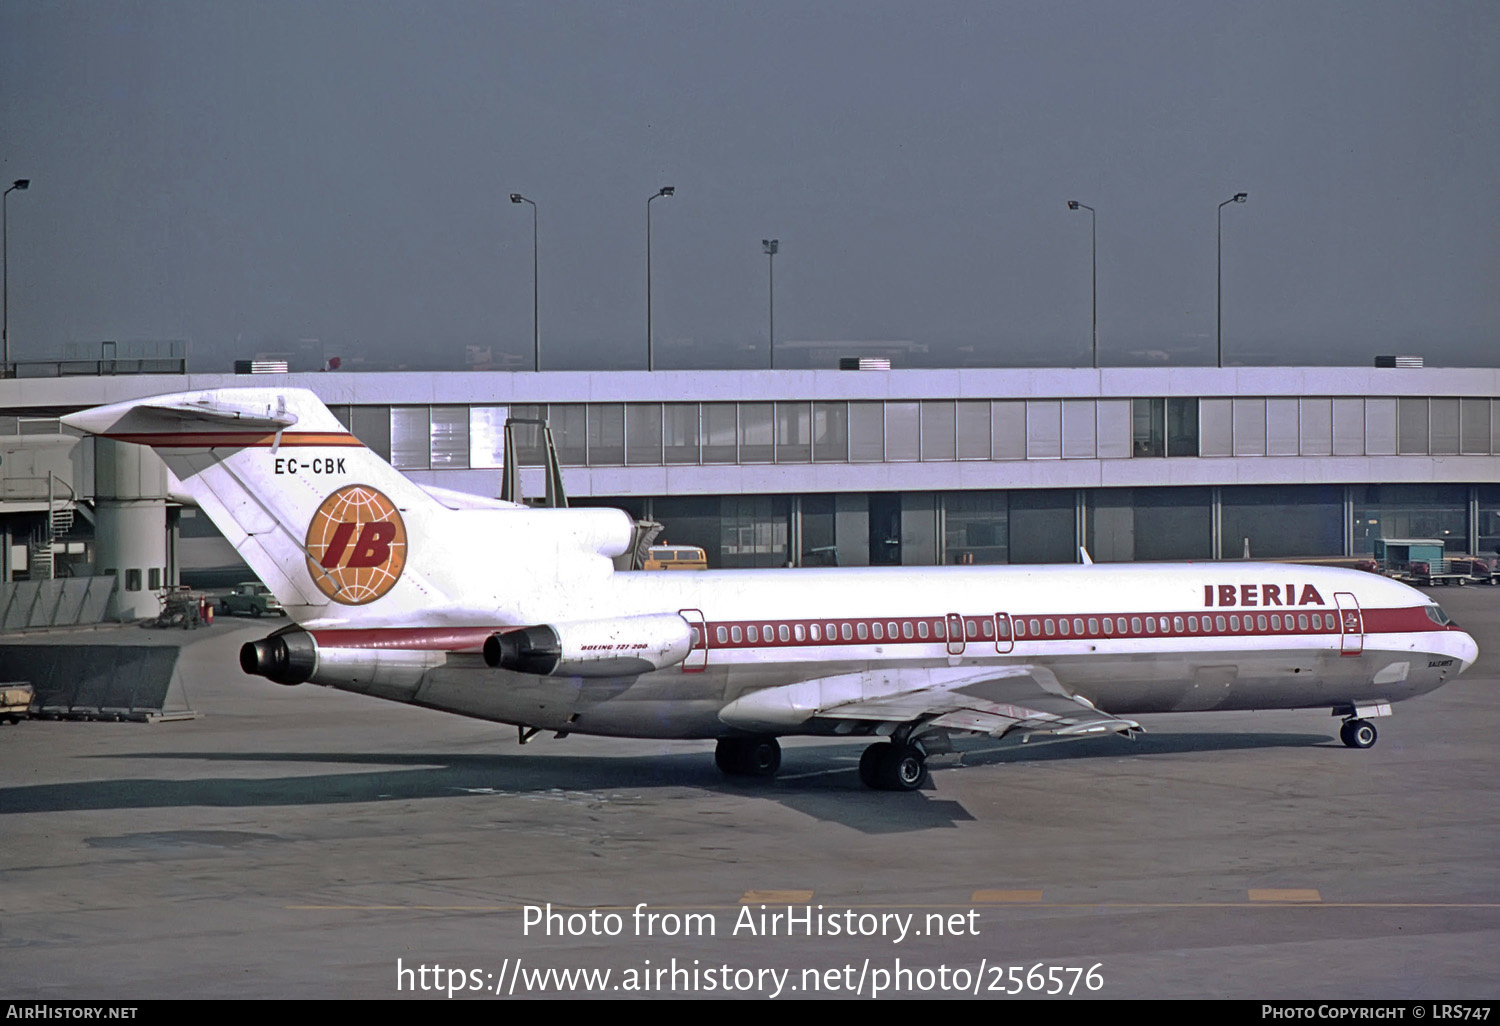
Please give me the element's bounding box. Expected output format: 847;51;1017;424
861;742;927;791
858;743;884;788
714;736;782;778
1340;719;1377;749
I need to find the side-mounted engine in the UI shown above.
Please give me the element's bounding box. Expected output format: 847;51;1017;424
483;612;695;677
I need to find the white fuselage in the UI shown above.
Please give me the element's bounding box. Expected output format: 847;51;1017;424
308;561;1476;740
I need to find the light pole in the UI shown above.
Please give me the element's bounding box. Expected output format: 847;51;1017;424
3;179;30;373
1066;201;1095;368
1217;192;1247;368
763;239;778;369
646;186;674;371
509;193;538;371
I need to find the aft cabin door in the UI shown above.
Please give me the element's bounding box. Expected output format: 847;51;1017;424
945;613;966;655
680;608;708;672
1334;592;1363;656
993;613;1014;654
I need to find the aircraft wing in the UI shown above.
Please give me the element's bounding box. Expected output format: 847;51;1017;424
718;664;1140;740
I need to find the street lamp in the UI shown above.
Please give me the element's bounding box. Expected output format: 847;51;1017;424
1217;192;1248;368
763;239;779;369
3;179;30;373
510;193;538;371
646;186;674;371
1066;201;1096;368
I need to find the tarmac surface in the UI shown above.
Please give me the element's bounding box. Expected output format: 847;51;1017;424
2;587;1497;1000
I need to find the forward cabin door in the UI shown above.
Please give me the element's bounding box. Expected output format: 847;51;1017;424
680;608;708;672
1334;592;1363;656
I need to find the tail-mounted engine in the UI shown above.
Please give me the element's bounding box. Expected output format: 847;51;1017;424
240;625;318;685
483;612;694;678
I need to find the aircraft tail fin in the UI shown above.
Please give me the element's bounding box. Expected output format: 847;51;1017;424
63;388;443;617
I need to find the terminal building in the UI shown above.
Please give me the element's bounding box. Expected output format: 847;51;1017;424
2;364;1499;619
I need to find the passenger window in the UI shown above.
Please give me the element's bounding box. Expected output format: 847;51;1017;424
1073;618;1083;635
841;623;853;641
1229;615;1240;631
1145;618;1156;634
918;621;930;639
1257;615;1267;631
857;622;869;640
1215;615;1226;631
903;621;914;639
872;622;884;640
1029;619;1040;635
1270;614;1280;630
1044;619;1056;636
778;624;790;642
794;624;805;642
982;619;994;638
1087;617;1098;635
1130;617;1142;634
731;626;742;643
716;626;728;644
967;619;979;639
1187;616;1198;632
1102;618;1113;635
888;621;899;638
1014;619;1026;638
1173;616;1184;632
934;620;946;638
1298;614;1308;630
747;626;759;643
1058;619;1070;636
809;624;820;641
825;622;836;636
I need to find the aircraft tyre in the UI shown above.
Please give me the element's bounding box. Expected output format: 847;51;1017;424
865;742;927;791
715;736;782;778
1340;719;1377;749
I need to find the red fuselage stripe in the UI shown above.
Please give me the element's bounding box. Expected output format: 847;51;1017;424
306;606;1453;652
104;431;364;448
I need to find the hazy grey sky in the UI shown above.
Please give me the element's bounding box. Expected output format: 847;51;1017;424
2;1;1497;370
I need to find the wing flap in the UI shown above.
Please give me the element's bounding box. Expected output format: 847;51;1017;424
719;663;1139;740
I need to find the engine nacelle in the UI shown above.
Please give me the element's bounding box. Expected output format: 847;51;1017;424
483;612;695;678
240;625;318;685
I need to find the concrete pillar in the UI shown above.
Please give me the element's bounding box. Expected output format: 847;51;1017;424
93;438;170;620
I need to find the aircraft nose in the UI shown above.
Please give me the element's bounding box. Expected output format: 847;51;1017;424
1457;631;1479;675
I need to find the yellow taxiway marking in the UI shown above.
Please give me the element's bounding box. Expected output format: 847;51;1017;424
739;890;815;904
1248;889;1322;902
971;889;1044;903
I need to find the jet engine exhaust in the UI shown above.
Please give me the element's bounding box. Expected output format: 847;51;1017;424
240;626;318;685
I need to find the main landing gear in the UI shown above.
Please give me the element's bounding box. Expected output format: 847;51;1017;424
858;741;928;792
711;735;931;791
715;736;782;777
1339;718;1378;749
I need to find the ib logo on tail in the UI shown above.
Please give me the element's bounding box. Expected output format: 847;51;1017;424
304;485;408;604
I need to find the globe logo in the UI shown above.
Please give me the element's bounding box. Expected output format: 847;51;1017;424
303;485;408;605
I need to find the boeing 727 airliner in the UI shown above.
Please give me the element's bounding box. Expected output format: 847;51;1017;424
62;388;1478;790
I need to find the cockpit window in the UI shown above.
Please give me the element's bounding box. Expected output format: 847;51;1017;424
1425;604;1454;627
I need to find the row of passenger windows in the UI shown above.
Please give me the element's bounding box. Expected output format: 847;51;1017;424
708;612;1344;646
714;618;992;645
1012;612;1340;637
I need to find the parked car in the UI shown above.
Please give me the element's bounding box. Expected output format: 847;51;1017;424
219;582;285;617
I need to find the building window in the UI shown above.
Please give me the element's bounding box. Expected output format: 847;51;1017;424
126;569;141;592
663;404;700;464
739;403;775;463
1132;399;1164;457
588;404;625;465
920;401;956;461
776;402;811;462
390;406;431;470
702;404;738;463
1166;398;1199;456
812;403;848;462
